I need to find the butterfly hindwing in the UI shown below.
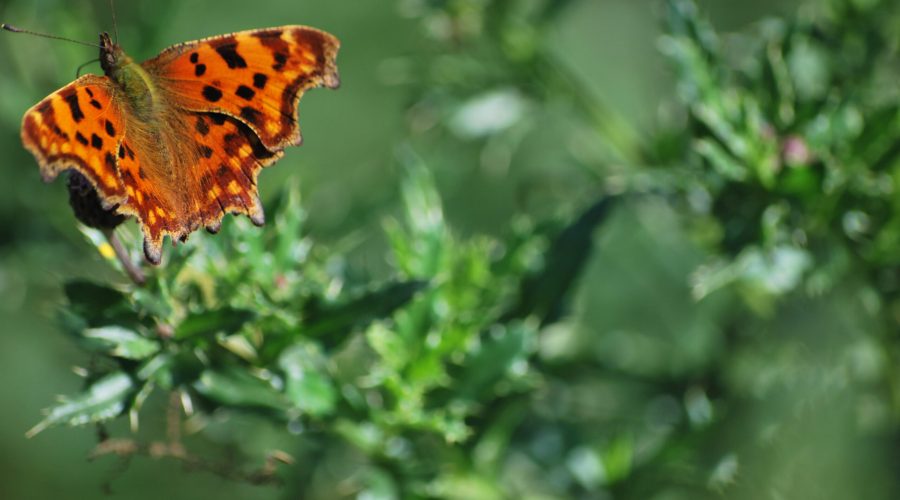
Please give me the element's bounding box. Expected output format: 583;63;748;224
22;75;128;208
113;112;284;265
189;112;283;233
144;26;340;151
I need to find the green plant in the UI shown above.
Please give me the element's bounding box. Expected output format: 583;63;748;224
23;0;900;498
37;150;614;492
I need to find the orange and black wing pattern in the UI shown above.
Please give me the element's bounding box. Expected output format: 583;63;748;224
145;26;340;151
186;112;283;233
21;74;128;209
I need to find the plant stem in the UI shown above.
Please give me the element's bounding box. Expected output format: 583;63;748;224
104;230;146;286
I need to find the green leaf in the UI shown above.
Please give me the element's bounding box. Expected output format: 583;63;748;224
694;138;748;181
137;354;175;389
27;372;135;438
271;184;308;271
63;280;134;326
455;321;537;401
279;344;337;417
304;280;429;346
388;151;450;278
192;368;290;414
367;322;409;370
81;326;160;360
175;308;256;339
502;197;617;325
64;280;128;313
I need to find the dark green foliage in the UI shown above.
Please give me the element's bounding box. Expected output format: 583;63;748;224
502;196;618;325
40;161;607;492
10;0;900;498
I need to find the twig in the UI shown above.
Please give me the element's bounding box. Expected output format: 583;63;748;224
103;229;146;285
89;438;291;486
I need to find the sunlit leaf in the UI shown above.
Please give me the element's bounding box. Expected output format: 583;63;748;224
192;368;289;414
81;326;160;360
27;372;135;438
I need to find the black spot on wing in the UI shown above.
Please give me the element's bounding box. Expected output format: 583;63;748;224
119;145;126;159
210;114;227;126
253;73;268;89
195;64;206;77
105;120;116;137
236;85;255;100
240;107;261;126
202;86;223;102
105;151;116;169
89;99;102;110
222;133;241;156
190;52;199;64
91;133;103;150
196;116;210;136
213;42;247;69
273;52;287;71
199;145;214;159
52;125;69;140
62;89;85;123
76;132;89;146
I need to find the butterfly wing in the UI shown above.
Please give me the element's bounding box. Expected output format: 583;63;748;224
124;25;339;264
143;25;340;151
22;75;129;208
20;74;208;265
117;112;283;265
23;27;339;265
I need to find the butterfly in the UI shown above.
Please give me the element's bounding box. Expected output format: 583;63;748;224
17;25;340;264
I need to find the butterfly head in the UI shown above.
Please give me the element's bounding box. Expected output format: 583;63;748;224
99;32;127;76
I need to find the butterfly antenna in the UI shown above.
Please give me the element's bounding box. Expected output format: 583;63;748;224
1;24;101;48
109;0;119;43
76;58;101;77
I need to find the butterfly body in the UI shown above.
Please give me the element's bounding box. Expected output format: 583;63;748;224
99;33;156;120
20;26;340;264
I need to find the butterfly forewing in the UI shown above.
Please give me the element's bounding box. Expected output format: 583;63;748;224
144;26;340;151
22;75;128;207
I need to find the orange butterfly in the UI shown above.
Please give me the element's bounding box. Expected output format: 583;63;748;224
15;25;340;264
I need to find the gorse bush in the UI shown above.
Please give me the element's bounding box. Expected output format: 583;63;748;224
22;0;900;498
666;0;900;309
43;159;612;495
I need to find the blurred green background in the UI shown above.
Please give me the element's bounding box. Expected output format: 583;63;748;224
4;0;898;499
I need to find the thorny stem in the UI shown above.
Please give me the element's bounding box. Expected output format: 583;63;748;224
89;439;289;486
104;230;146;285
90;392;293;486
